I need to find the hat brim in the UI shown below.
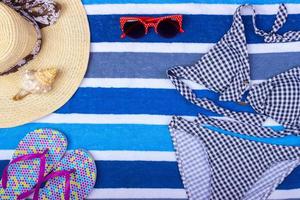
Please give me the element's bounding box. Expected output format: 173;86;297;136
0;0;90;128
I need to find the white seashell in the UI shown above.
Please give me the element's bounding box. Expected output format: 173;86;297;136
13;68;58;101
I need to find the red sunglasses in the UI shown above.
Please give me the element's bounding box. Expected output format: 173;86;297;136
120;15;184;39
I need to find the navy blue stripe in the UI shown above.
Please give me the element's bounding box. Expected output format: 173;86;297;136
86;52;300;79
0;160;299;189
279;165;300;190
0;160;183;188
95;161;183;188
55;88;255;115
88;14;300;43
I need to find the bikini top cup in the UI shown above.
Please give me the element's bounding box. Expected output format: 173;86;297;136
167;4;300;133
247;67;300;130
168;4;300;101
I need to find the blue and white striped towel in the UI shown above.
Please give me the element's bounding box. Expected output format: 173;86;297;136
1;1;300;199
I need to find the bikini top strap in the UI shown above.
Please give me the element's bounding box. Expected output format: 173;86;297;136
167;69;268;126
251;4;300;43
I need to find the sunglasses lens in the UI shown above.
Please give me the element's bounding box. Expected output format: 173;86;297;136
157;19;180;38
123;20;146;39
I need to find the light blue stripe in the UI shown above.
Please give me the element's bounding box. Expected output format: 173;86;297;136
205;125;300;146
0;123;297;150
0;123;173;151
83;0;300;4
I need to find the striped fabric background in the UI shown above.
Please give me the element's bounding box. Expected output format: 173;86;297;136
1;1;300;199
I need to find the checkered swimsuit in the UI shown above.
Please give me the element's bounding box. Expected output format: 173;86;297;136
170;116;300;200
167;4;300;133
167;4;300;200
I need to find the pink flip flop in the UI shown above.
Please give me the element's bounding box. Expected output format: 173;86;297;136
0;129;67;199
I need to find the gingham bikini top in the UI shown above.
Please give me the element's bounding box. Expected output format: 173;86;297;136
167;4;300;132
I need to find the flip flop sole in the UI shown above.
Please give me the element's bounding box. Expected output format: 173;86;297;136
0;128;68;199
39;149;97;200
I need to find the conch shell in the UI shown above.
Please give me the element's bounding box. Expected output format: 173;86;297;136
13;68;58;101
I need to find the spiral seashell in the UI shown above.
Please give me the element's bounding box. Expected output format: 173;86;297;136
35;68;58;86
13;68;58;101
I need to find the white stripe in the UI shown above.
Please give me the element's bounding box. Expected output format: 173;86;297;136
18;188;300;199
269;189;300;199
90;150;176;161
35;113;281;126
81;78;205;89
86;188;299;199
22;188;300;200
35;114;194;125
0;150;13;160
85;3;300;15
263;118;281;127
87;188;187;199
91;42;300;54
0;150;176;161
80;78;264;89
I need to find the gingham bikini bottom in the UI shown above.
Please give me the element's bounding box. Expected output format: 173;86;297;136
170;114;300;200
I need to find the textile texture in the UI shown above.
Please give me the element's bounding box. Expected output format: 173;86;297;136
1;1;300;199
169;116;300;200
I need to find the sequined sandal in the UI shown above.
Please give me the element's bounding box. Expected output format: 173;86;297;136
21;149;97;200
0;129;68;199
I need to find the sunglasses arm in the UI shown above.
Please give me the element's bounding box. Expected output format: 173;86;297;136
121;33;127;38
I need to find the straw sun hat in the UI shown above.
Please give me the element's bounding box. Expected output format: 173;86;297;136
0;0;90;128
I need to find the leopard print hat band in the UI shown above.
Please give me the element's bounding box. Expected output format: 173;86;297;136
0;0;60;76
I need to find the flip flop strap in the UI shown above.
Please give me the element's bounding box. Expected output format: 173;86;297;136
1;149;48;189
17;169;76;200
1;149;48;200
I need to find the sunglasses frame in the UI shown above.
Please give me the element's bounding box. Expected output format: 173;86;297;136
120;15;184;38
